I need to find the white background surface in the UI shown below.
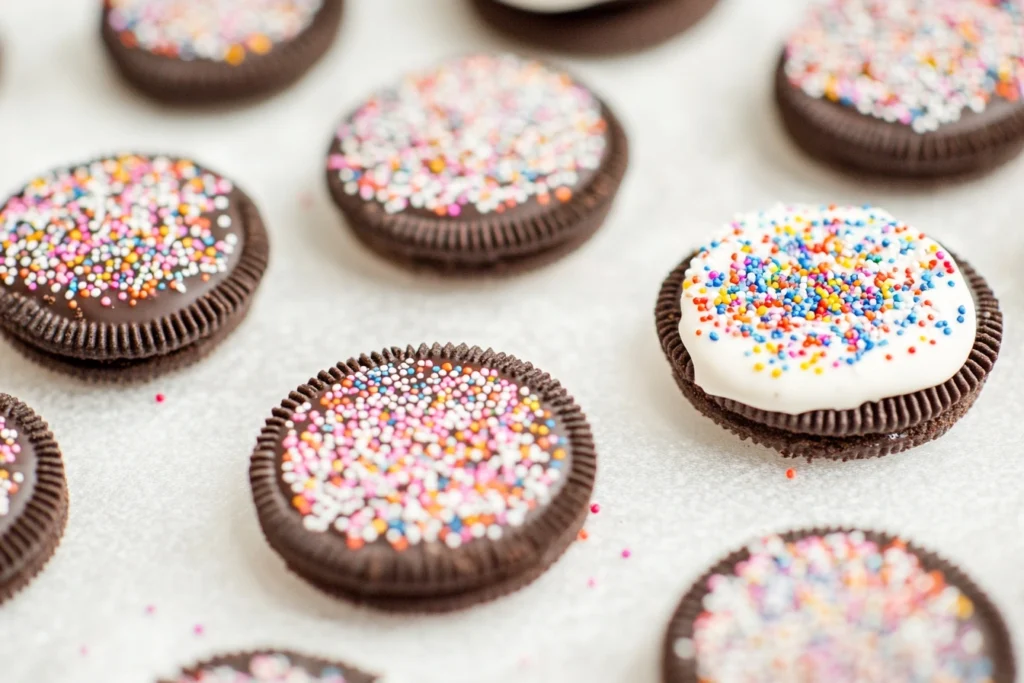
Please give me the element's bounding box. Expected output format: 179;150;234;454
0;1;1022;681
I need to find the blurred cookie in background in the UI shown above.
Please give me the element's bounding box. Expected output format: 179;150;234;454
100;0;343;104
470;0;719;54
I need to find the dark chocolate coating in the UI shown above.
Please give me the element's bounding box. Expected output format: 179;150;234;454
161;649;377;683
101;0;343;105
662;528;1017;683
470;0;719;54
250;343;597;612
654;251;1002;460
775;53;1024;178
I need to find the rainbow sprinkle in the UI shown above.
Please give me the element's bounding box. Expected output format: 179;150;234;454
0;417;24;518
280;358;568;551
677;531;995;682
328;54;608;216
107;0;323;65
682;205;971;377
176;654;348;682
0;154;238;317
785;0;1024;133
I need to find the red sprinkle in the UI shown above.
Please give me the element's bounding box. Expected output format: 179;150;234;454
786;468;796;479
590;503;600;514
155;393;166;403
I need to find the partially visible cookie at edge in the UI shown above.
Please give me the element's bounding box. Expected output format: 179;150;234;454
663;528;1016;683
0;394;69;606
776;0;1024;178
160;650;378;682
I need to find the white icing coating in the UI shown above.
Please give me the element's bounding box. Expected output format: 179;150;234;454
497;0;616;13
678;205;977;414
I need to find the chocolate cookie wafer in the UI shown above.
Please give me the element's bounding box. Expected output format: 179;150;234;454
776;0;1024;178
663;528;1016;683
0;394;68;605
0;154;269;382
101;0;343;104
470;0;719;54
161;650;377;682
325;53;628;274
655;204;1001;460
250;343;596;612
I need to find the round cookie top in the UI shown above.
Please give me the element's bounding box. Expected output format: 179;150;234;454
678;205;976;414
0;413;34;532
671;531;1001;683
784;0;1024;133
0;154;243;325
168;651;374;683
105;0;323;65
277;356;570;551
328;53;609;218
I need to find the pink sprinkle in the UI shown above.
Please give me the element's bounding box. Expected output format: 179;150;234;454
144;604;156;615
621;549;631;559
587;577;597;588
155;394;165;404
590;503;600;514
79;646;88;657
193;624;204;636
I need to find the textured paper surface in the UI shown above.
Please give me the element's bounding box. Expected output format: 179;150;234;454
0;1;1021;681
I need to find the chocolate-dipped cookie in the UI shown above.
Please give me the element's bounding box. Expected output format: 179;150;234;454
0;394;68;605
325;53;628;274
776;0;1024;178
655;204;1001;460
162;650;377;682
663;528;1016;683
101;0;343;104
0;154;269;382
250;343;596;612
470;0;719;54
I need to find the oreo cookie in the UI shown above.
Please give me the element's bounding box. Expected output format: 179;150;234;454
655;204;1002;461
776;0;1024;178
470;0;719;54
101;0;343;104
325;53;628;274
663;528;1016;683
0;394;69;605
162;650;376;682
250;343;596;612
0;154;270;382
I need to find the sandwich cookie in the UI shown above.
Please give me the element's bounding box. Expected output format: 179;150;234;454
470;0;719;54
0;394;69;605
161;650;377;682
663;528;1016;683
0;154;269;382
101;0;343;104
325;53;628;274
777;0;1024;178
250;343;597;612
655;204;1001;460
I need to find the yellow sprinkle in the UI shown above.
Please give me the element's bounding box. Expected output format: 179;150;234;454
771;368;782;379
753;363;765;372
